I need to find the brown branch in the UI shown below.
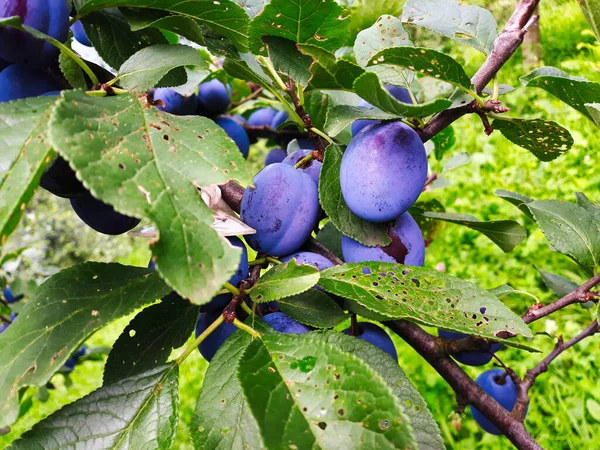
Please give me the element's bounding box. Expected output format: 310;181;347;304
231;87;263;108
241;123;306;140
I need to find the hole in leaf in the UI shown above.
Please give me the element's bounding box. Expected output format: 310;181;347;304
318;422;327;430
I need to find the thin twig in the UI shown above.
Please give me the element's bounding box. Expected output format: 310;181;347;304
231;87;263;108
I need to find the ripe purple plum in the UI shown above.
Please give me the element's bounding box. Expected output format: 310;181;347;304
340;121;427;222
270;110;289;130
197;79;231;115
438;329;504;366
343;322;398;361
215;116;250;158
241;163;319;256
40;156;86;198
262;312;311;334
71;21;91;46
153;88;197;115
265;147;287;166
282;149;322;186
0;64;62;102
248;107;278;127
281;251;333;271
351;86;413;136
70;193;141;235
342;212;425;266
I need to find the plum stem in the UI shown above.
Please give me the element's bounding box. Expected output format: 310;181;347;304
175;314;224;365
294;152;314;169
233;318;262;338
223;282;240;296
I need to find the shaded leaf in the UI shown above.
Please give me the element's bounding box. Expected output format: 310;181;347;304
316;221;344;261
432;126;456;160
495;189;535;220
250;260;320;303
303;91;330;131
537;269;579;297
224;53;273;89
278;289;347;328
409;199;446;246
264;36;312;86
121;8;205;45
59;51;87;89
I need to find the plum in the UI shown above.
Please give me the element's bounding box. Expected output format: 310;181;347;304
342;212;425;266
270;110;289;130
351;86;413;136
265;147;287;166
248;107;278;127
262;312;311;334
343;322;398;361
197;79;231;115
71;20;91;46
241;163;319;256
40;156;86;198
70;193;141;235
153;88;197;116
3;286;23;303
196;311;237;362
0;0;69;67
281;251;333;271
282;149;322;186
340;121;427;222
215;116;250;158
438;329;504;366
296;138;316;150
0;64;62;102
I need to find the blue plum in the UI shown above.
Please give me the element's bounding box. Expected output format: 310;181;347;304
270;110;289;130
73;346;87;360
70;193;141;235
196;311;237;362
40;156;86;198
197;79;231;115
248;107;278;127
233;114;247;124
351;86;413;136
62;357;77;374
471;369;525;434
295;138;316;150
341;121;427;222
71;20;91;46
0;323;8;333
281;251;333;271
265;147;287;166
241;163;319;256
342;212;425;266
0;0;70;67
215;116;250;158
262;312;311;334
282;149;322;186
343;322;398;361
153;88;197;115
438;329;504;366
3;286;23;303
0;64;62;102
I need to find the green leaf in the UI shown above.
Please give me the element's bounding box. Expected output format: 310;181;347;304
238;331;418;449
585;102;600;128
48;91;253;305
250;260;320;303
11;365;179;449
409;199;446;245
319;262;533;340
368;47;474;92
248;0;350;55
0;262;170;427
303;91;330;131
537;269;579;297
121;8;205;45
586;398;600;422
354;72;452;117
0;97;56;250
319;145;391;247
432;126;456;160
575;192;599;210
521;67;600;122
118;44;206;91
223;53;273;89
324;104;397;136
421;212;527;253
79;0;250;52
495;189;535;220
103;293;200;384
264;36;312;87
332;60;366;90
316;221;344;261
492;118;573;162
526;200;600;272
278;289;347;328
59;50;87;89
354;14;414;87
401;0;498;54
580;0;600;42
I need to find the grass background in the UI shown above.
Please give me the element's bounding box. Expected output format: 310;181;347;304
1;0;600;448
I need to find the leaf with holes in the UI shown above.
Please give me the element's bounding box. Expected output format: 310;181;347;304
368;47;474;93
0;97;56;251
354;72;452;118
278;289;347;328
118;44;207;91
79;0;250;51
121;8;205;45
432;125;456;160
0;262;170;428
11;365;179;449
401;0;498;54
319;262;533;340
495;189;535;220
492;118;573;162
248;0;350;55
48;91;253;305
264;36;313;86
354;15;414;87
250;260;320;303
103;293;199;384
422;212;527;253
319;145;391;247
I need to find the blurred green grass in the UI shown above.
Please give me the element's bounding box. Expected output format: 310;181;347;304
2;1;600;448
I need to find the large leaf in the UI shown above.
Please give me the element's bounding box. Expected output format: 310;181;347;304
526;199;600;272
421;212;527;253
248;0;350;55
319;262;533;339
0;97;56;249
492;118;573;162
495;189;535;220
401;0;498;54
303;91;330;131
79;0;250;51
0;262;170;427
580;0;600;42
354;14;414;87
11;365;179;449
316;221;344;261
324;104;397;136
319;145;391;247
250;259;320;303
264;36;312;87
118;44;207;91
103;293;200;384
120;8;205;45
223;53;274;89
278;289;348;328
48;91;252;305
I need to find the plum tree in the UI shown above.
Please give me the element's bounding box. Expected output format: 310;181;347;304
343;322;398;361
264;147;287;166
40;156;86;199
471;369;526;434
282;149;322;186
240;163;319;256
71;21;91;47
70;193;141;235
281;251;334;271
215;116;250;158
438;329;504;366
351;86;412;136
0;0;69;67
341;121;428;222
248;107;278;127
0;64;62;102
152;88;197;116
197;79;231;115
262;312;311;333
342;212;425;265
